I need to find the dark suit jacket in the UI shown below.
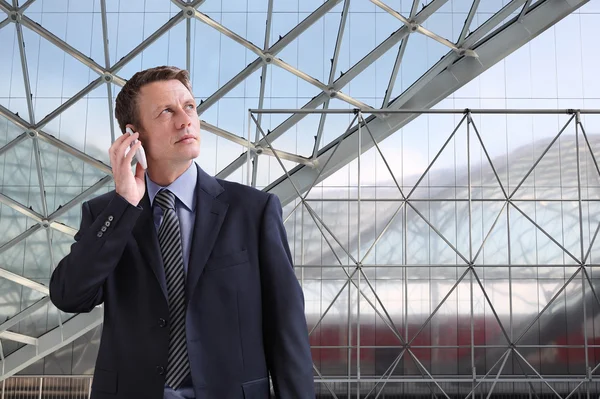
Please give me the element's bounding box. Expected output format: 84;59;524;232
49;164;315;399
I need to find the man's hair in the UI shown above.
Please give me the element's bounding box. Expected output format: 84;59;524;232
114;66;193;133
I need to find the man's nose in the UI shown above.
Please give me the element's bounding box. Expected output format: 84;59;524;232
176;110;192;129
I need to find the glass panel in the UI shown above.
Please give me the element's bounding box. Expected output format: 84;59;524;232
0;0;598;395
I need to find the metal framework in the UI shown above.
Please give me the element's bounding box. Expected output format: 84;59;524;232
250;108;600;398
0;0;591;396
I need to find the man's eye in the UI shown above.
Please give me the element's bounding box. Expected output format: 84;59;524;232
162;108;172;114
186;104;195;110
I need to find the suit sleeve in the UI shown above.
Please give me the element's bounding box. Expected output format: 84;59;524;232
259;193;315;398
49;194;142;313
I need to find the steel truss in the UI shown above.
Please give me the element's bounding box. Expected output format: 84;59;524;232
248;108;600;398
0;0;591;396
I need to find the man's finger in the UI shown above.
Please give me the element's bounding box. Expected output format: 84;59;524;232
134;161;146;179
110;133;131;156
124;140;142;164
114;132;139;157
111;131;132;150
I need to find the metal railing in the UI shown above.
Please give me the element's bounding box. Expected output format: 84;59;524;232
1;376;92;399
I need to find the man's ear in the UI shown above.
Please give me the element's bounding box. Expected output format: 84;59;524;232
124;124;138;134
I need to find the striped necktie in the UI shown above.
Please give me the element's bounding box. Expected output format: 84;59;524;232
155;189;190;390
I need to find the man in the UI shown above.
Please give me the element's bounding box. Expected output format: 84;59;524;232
49;66;315;399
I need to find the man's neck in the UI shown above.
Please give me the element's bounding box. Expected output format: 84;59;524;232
147;160;193;186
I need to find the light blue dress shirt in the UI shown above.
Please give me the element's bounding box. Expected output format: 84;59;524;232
145;162;198;399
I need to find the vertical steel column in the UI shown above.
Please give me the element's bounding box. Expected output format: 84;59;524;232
404;198;408;341
575;111;590;398
357;111;362;396
100;0;116;144
300;195;305;289
247;111;252;186
186;17;191;72
250;0;274;187
508;179;513;345
468;112;476;392
347;238;352;396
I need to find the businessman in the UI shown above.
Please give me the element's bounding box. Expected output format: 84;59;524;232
49;66;315;399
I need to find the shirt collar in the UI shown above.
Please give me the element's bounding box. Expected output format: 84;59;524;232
146;162;197;212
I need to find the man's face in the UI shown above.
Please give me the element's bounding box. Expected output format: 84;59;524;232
134;79;201;166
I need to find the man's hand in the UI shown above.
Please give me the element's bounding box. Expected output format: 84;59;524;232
109;131;146;206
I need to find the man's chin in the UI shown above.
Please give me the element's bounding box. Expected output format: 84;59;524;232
182;148;200;162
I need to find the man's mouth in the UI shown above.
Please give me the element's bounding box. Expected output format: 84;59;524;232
176;135;196;143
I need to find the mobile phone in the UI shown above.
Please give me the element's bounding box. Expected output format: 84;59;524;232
125;127;147;169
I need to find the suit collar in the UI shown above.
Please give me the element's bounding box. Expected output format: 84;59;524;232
195;163;224;198
134;164;229;304
185;164;228;302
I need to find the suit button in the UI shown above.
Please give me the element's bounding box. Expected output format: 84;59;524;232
156;366;165;375
104;221;111;227
97;232;103;238
108;215;114;221
158;318;166;327
101;226;107;232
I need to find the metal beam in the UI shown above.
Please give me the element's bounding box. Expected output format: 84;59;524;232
197;0;343;114
519;0;534;21
0;133;29;157
49;221;77;237
249;108;600;115
265;0;588;206
2;101;113;192
36;130;112;175
19;15;106;77
216;0;448;179
188;10;367;111
459;0;481;43
0;0;11;14
0;192;43;222
0;224;42;256
14;15;35;124
191;10;264;57
99;0;116;144
250;0;275;186
109;12;185;73
371;0;477;57
0;103;29;130
0;331;37;346
202;120;315;166
17;0;36;13
186;17;191;72
48;176;112;222
0;18;10;30
0;267;49;295
201;120;251;148
31;138;48;217
390;0;529;114
34;77;104;130
0;307;103;380
382;36;409;108
312;0;350;159
170;0;206;10
258;148;315;167
0;297;50;333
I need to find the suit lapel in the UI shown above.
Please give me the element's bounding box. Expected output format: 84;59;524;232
186;165;228;303
132;192;168;301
